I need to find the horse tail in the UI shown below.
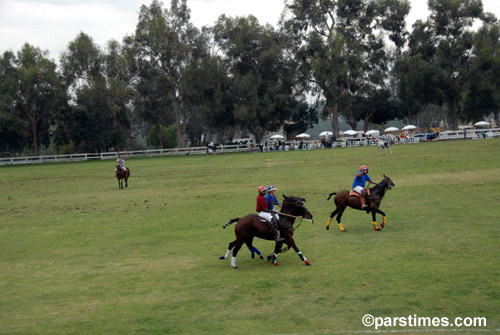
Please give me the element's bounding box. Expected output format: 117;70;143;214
327;192;337;201
223;218;239;229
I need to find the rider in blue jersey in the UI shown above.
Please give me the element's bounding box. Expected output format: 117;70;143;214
353;165;373;209
265;185;281;211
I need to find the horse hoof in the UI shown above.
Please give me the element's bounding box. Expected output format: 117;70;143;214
259;255;264;260
232;266;238;269
374;228;381;231
219;256;226;260
251;254;255;259
326;226;330;230
305;260;311;266
267;255;272;262
381;223;385;228
342;230;348;233
273;262;279;266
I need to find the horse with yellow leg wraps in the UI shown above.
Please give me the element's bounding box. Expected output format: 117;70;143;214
326;175;394;232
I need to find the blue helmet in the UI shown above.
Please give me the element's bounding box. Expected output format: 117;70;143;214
267;185;277;192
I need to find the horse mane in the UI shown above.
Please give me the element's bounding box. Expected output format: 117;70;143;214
281;195;306;207
369;178;389;199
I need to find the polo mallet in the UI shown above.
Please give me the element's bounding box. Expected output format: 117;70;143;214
265;159;273;185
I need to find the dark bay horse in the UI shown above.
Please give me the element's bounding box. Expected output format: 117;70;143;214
220;195;313;269
326;175;394;232
115;165;130;189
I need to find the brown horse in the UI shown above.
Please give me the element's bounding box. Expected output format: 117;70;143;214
115;165;130;189
220;195;313;269
326;175;394;232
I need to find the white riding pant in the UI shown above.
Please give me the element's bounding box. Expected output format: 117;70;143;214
258;212;279;222
353;186;365;194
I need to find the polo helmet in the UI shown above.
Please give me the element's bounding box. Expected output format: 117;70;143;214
258;185;267;194
267;185;277;192
360;165;368;171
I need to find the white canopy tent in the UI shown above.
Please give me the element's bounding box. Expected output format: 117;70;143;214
365;130;380;136
384;127;399;132
474;121;490;127
402;125;417;130
319;131;333;137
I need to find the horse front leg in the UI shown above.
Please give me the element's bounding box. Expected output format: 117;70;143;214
371;210;381;231
288;237;311;266
374;208;387;228
268;242;284;266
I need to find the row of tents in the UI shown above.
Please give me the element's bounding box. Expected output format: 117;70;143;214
271;121;493;140
274;125;417;140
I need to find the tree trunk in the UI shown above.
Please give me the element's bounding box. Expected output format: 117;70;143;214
173;99;185;148
406;99;412;125
31;122;38;156
450;100;459;130
346;119;358;131
329;103;340;139
493;111;499;128
155;125;164;148
363;112;375;133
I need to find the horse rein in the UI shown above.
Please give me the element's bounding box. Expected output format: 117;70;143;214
277;200;314;227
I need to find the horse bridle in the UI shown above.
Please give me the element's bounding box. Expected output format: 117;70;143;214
371;177;394;190
278;198;310;230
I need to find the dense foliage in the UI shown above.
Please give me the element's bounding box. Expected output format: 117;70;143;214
0;0;498;155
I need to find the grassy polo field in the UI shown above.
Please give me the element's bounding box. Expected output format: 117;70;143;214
1;139;499;334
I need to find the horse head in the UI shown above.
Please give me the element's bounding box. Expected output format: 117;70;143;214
382;174;395;190
282;195;313;220
115;165;122;178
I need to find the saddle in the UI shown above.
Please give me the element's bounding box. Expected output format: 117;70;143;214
349;189;370;197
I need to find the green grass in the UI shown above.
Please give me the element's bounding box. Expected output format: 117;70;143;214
1;139;499;334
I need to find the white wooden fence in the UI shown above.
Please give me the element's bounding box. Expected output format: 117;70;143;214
2;128;498;166
0;145;249;166
439;128;500;140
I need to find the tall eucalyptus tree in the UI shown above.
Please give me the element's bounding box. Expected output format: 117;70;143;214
283;0;409;136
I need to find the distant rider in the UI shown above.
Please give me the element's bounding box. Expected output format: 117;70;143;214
256;185;282;242
353;165;373;209
116;155;126;172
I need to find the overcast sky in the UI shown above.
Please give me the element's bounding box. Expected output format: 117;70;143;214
1;0;499;61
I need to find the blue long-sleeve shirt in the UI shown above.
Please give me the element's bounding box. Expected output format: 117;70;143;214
265;193;280;211
352;171;372;189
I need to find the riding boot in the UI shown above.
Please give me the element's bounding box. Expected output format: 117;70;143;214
360;195;368;209
271;218;283;242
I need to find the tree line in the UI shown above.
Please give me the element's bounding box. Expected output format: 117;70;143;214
1;0;498;156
